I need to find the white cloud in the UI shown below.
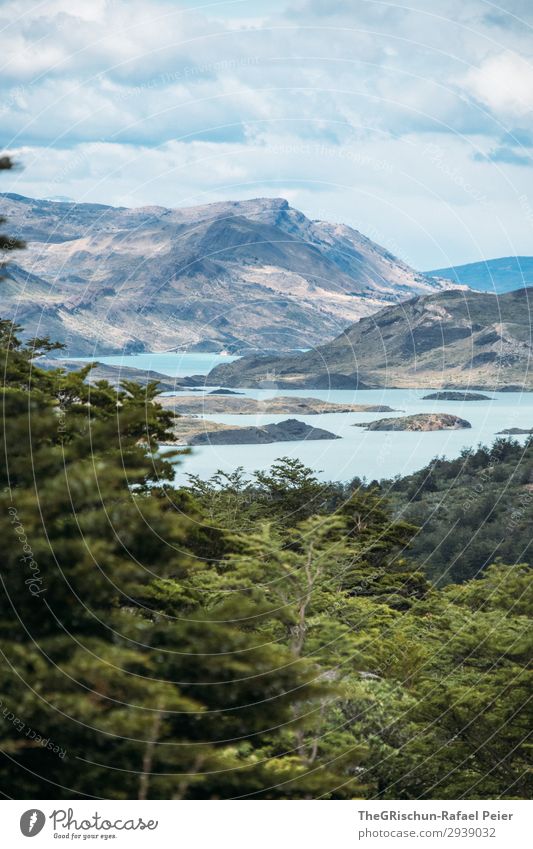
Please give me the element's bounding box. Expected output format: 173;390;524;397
5;129;533;269
0;0;518;143
462;51;533;119
2;0;533;266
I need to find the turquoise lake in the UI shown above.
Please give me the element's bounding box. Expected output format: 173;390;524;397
78;353;532;483
71;351;240;377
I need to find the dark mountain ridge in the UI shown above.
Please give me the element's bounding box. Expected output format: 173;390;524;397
208;287;533;389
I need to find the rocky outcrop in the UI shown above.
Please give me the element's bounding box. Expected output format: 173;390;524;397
354;413;471;431
187;418;340;445
497;427;532;435
422;391;491;401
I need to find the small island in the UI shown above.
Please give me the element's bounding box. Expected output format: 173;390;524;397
497;427;532;435
354;413;471;432
184;418;340;445
422;391;491;401
160;395;398;415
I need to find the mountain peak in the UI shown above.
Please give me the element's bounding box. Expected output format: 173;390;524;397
2;192;458;356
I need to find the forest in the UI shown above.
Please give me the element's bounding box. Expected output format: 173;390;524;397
0;319;531;800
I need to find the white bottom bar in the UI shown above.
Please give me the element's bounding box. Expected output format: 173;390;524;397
3;799;531;848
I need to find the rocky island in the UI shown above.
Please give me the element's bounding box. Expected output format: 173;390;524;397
422;391;491;401
354;413;471;431
497;427;532;435
172;418;340;446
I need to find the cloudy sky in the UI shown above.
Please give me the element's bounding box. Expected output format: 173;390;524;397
1;0;532;268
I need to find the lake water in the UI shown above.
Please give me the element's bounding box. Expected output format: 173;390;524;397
170;388;532;484
69;351;239;378
87;353;532;483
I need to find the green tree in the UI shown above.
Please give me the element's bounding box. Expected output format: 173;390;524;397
0;322;353;799
350;564;532;799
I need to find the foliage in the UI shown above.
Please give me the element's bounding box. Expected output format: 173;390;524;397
384;439;533;584
0;322;360;799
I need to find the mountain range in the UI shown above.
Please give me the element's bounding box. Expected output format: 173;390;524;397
208;288;533;390
1;193;456;355
427;256;533;294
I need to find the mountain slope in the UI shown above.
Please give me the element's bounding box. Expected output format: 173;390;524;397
1;193;456;355
427;256;533;294
208;288;533;389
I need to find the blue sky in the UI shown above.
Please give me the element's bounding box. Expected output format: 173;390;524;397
1;0;533;268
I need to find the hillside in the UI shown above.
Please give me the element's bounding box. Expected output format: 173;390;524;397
1;193;455;355
428;256;533;293
208;287;533;389
385;438;532;585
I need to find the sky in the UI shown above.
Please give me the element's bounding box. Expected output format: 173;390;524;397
1;0;533;269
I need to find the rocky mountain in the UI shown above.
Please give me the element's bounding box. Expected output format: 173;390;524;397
1;193;456;355
208;288;533;389
427;256;533;294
